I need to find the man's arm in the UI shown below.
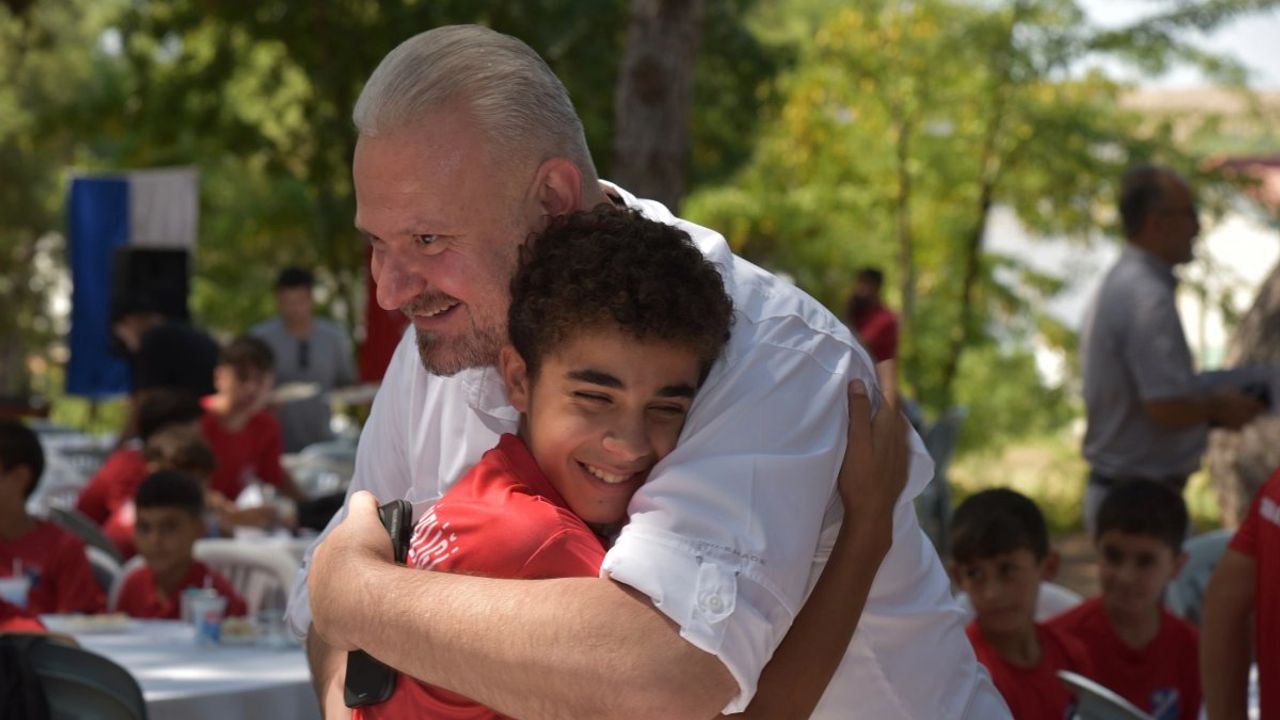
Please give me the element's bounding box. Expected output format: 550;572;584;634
1145;390;1264;431
726;381;908;719
309;518;733;720
306;626;351;719
1201;548;1256;720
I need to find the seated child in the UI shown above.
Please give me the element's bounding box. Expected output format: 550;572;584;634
359;207;907;720
951;488;1093;720
76;389;204;532
114;471;247;619
0;421;104;614
1049;480;1199;720
1202;465;1280;719
145;424;279;535
201;336;304;503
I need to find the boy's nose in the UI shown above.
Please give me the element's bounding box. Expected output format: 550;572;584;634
602;422;652;466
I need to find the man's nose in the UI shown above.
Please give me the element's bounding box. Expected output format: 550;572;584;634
373;254;428;311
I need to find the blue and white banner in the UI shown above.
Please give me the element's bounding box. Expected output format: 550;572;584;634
65;167;198;397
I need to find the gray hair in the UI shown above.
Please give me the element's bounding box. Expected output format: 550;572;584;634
354;25;598;183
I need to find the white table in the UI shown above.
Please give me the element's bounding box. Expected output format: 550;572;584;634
44;617;320;720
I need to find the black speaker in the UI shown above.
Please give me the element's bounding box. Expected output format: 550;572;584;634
110;247;191;322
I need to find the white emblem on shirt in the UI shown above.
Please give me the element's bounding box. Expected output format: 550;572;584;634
407;507;459;570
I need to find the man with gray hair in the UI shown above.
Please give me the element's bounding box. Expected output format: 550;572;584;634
292;25;1007;719
1079;164;1266;533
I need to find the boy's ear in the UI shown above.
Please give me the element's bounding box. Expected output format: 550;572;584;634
499;345;532;414
1041;549;1061;582
1173;550;1189;577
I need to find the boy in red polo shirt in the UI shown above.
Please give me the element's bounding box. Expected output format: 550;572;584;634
114;471;246;619
951;488;1093;720
1050;480;1200;720
1203;466;1280;719
0;421;104;615
357;208;910;720
0;598;44;633
201;336;303;503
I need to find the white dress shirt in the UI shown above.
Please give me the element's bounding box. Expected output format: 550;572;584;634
286;184;1008;719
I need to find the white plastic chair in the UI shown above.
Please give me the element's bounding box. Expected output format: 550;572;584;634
108;556;147;612
193;539;300;615
84;546;124;599
1058;670;1154;719
1164;528;1233;626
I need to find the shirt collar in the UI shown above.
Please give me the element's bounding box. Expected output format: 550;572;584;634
492;433;572;511
1121;243;1178;288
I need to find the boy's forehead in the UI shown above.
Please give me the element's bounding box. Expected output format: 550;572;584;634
136;506;200;523
1096;530;1178;555
958;547;1041;568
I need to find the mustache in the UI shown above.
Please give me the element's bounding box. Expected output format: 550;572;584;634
400;292;459;317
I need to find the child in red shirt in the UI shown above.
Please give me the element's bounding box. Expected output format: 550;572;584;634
356;208;909;720
0;598;44;633
951;488;1093;719
201;336;303;503
114;471;246;619
0;421;104;615
1049;480;1200;720
1203;466;1280;719
76;389;205;558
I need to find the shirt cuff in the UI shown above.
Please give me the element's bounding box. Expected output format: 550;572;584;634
601;524;788;714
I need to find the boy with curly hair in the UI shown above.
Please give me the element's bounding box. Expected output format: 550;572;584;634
357;207;907;719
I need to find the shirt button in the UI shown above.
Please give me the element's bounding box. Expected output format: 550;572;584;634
704;595;725;613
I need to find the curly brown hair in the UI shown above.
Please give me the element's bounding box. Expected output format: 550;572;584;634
509;206;733;381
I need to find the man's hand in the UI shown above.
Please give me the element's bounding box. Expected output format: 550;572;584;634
1208;390;1266;430
308;490;394;651
839;380;910;526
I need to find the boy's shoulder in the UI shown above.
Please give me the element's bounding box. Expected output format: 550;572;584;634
1039;621;1093;674
1047;596;1107;635
412;436;603;578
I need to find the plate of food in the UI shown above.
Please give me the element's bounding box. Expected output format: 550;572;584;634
42;612;132;634
218;616;258;646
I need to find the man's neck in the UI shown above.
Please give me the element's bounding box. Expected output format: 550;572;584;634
981;621;1042;668
283;316;313;338
1103;599;1162;651
0;506;36;541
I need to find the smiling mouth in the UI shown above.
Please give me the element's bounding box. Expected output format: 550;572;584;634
578;461;642;485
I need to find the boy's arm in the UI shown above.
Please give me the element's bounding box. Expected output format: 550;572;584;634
1201;548;1256;720
724;381;908;720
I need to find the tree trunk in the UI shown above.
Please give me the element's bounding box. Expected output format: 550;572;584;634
1207;259;1280;526
893;116;917;389
610;0;707;213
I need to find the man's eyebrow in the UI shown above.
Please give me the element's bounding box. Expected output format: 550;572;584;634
656;383;696;399
566;369;623;389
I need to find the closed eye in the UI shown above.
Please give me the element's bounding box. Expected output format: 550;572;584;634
573;391;611;404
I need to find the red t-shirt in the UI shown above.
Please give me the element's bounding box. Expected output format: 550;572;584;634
0;520;104;614
75;446;148;524
966;621;1094;720
114;560;247;619
0;598;45;633
201;409;287;501
102;501;137;560
852;302;899;362
1048;597;1199;720
357;434;606;720
1229;467;1280;719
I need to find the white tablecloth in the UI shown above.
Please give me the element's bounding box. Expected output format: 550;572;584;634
45;618;320;720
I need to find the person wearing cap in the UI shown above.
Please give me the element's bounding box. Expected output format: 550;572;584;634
251;267;358;453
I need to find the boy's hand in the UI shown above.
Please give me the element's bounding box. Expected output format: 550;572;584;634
839;380;910;523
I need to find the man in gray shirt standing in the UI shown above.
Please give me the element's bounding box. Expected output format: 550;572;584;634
251;267;357;452
1079;165;1266;533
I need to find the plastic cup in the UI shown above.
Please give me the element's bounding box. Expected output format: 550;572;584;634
0;576;30;608
191;594;227;646
180;587;218;624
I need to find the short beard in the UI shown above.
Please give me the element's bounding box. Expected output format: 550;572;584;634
413;323;505;376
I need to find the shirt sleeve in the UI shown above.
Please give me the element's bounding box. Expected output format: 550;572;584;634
517;528;607;580
133;326;175;391
601;326;918;712
1122;290;1196;402
285;330;418;638
1229;491;1263;557
254;414;288;488
75;469;114;524
38;536;105;614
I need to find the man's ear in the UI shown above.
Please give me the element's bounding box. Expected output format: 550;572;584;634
529;157;583;221
499;345;532;414
1041;549;1061;582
